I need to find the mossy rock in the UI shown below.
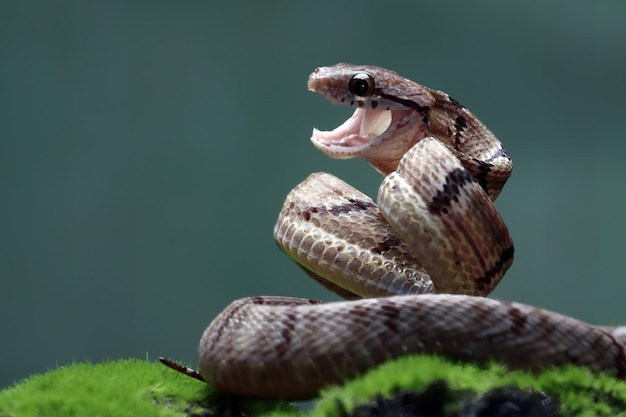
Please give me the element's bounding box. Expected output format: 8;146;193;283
1;355;625;417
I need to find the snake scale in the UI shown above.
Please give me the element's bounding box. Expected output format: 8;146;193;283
168;64;626;400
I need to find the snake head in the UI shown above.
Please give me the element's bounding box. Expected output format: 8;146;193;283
308;63;436;175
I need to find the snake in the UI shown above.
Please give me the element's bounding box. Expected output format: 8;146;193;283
162;64;626;400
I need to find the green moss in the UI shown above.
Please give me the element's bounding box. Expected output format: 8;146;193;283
0;359;295;417
1;356;625;417
300;355;626;417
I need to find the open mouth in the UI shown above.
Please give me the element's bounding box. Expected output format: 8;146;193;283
310;107;413;159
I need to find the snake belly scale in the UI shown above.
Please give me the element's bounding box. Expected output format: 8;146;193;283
195;64;626;399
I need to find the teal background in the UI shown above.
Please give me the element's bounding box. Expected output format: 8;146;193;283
2;1;625;389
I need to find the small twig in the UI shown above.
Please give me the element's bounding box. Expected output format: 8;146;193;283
159;357;205;382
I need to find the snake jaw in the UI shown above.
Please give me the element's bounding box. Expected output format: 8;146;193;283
311;106;425;174
310;108;392;158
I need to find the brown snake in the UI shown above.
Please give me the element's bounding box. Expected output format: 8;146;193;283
165;64;626;400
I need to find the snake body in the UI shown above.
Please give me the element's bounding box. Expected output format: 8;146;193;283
197;64;626;399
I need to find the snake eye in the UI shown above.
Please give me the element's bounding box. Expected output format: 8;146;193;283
349;73;375;98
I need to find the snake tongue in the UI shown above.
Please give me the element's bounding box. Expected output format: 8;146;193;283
311;108;392;159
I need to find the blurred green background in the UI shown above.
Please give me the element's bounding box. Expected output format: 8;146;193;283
2;1;625;389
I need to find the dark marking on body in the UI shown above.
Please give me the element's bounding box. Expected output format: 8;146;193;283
474;245;514;292
276;311;298;355
454;115;467;133
347;198;374;210
380;302;401;334
378;92;430;113
505;304;528;337
372;236;402;254
300;199;375;222
371;100;378;109
453;116;468;148
484;146;511;164
581;326;626;378
448;95;465;109
472;158;494;193
251;296;266;304
347;303;369;319
307;199;375;218
428;168;474;215
214;297;256;343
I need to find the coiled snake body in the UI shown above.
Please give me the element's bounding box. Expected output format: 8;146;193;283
192;64;626;399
